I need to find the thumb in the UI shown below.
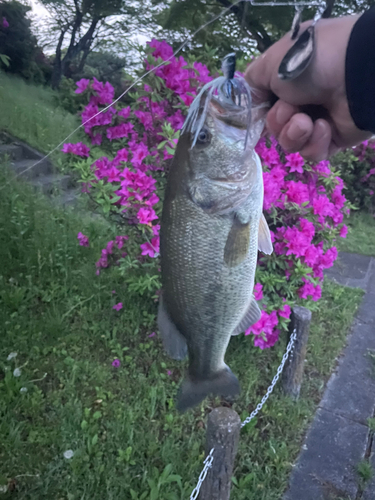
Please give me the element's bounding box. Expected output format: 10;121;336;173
245;53;273;93
245;52;280;106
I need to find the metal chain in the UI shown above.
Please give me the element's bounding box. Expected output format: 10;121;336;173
241;329;297;427
190;329;297;499
190;448;215;500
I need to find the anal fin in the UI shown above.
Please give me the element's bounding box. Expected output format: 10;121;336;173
157;296;187;361
224;218;250;268
232;298;261;336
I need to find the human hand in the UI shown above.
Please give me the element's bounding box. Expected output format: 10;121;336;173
245;14;373;162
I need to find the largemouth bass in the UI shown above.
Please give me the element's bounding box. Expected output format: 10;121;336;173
158;65;272;412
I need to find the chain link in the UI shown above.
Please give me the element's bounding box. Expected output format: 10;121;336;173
190;448;215;500
241;329;296;427
190;329;297;498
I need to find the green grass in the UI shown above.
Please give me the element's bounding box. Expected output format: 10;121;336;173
0;163;364;499
339;211;375;256
0;71;82;160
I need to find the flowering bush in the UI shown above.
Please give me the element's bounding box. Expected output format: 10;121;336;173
63;39;348;349
331;140;375;214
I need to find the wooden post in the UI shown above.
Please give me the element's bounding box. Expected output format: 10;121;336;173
199;407;241;500
282;305;312;400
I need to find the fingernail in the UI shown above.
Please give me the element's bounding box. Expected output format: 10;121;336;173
314;120;328;140
286;121;305;141
276;105;292;126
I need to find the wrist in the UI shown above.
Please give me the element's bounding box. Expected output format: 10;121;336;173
346;7;375;135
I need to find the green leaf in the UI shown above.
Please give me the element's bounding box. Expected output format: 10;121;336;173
0;54;10;67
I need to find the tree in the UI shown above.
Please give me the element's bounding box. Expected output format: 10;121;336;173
0;1;40;78
40;0;146;88
154;0;375;68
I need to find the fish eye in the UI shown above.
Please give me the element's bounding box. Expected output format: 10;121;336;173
197;128;210;145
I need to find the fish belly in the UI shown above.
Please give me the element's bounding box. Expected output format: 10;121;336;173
161;194;258;380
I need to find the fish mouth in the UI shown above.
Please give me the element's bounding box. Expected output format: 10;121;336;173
210;175;249;185
209;97;249;130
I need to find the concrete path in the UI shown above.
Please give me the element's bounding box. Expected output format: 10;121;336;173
284;252;375;500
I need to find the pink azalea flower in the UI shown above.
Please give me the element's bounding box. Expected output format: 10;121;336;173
140;236;160;258
118;106;131;119
298;282;322;301
285;153;304;173
137;207;158;225
285;181;310;205
113;302;123;311
61;142;90;157
312;195;335;217
167;110;185;130
152;224;160;236
77;232;89;247
263;172;282;210
300;218;315;240
115;235;128;249
313;160;331;177
279;304;291;319
134;110;153;130
259;145;280;167
131;142;150;168
106;123;134;141
340;225;348;238
91;133;102;146
75;78;90;94
112;359;121;367
304;245;321;267
284;227;310;258
254;329;280;349
112;148;129;165
148;39;174;60
192;61;212;84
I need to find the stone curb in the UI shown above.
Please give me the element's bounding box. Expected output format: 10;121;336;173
283;252;375;500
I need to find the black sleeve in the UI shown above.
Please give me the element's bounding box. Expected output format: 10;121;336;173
346;7;375;134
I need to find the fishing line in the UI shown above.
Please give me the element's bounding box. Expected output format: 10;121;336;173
1;0;323;187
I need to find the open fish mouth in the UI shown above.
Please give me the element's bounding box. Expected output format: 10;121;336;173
182;72;254;149
182;65;269;152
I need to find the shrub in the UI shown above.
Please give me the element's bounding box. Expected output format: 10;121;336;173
62;40;348;349
331;141;375;214
0;1;47;82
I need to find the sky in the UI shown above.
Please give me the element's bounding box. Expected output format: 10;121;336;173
26;0;150;55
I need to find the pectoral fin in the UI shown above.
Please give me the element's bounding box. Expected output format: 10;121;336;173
232;298;262;336
224;218;250;268
157;296;187;361
258;214;273;255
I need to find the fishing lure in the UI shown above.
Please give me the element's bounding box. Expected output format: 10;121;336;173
182;53;255;149
278;0;335;81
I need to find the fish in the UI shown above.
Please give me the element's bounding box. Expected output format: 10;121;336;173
157;65;273;412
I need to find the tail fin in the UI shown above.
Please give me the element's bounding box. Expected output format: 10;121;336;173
176;367;240;413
